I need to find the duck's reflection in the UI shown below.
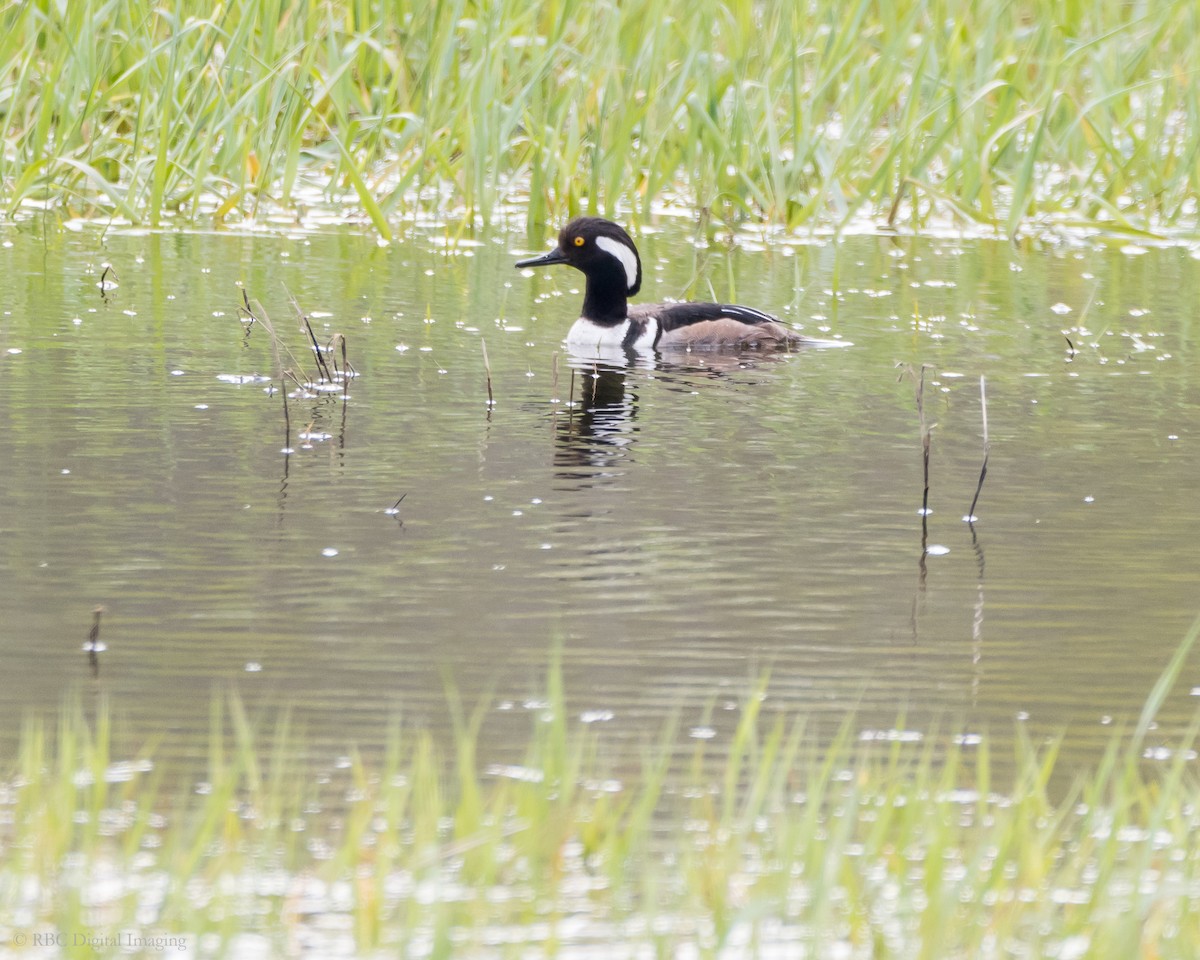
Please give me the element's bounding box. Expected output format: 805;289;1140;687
552;348;796;488
553;357;639;485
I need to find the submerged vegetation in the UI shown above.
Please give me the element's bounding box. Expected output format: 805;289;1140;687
2;0;1199;237
4;633;1200;958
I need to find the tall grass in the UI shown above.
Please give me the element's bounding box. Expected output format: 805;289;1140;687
1;0;1198;237
3;627;1200;957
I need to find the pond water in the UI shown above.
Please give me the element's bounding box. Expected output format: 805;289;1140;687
2;222;1199;774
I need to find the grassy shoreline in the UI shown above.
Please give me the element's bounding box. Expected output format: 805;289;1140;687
2;1;1198;239
3;671;1200;957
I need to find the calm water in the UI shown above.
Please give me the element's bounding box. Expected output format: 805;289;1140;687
2;223;1199;772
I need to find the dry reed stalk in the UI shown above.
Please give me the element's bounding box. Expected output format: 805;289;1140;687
85;606;104;676
966;376;990;522
481;339;494;407
915;364;933;539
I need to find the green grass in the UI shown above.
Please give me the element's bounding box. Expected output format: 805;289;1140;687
3;624;1200;958
1;0;1198;238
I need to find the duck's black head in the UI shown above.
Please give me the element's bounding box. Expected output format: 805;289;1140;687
516;217;642;299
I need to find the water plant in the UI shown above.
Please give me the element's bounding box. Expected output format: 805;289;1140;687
1;0;1198;237
3;620;1200;958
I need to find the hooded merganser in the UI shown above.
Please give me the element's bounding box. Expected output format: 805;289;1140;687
516;217;836;351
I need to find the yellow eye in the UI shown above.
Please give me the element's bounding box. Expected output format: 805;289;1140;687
573;236;585;247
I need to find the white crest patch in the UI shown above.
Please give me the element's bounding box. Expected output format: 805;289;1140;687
595;236;639;291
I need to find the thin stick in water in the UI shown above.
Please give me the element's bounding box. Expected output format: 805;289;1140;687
916;364;932;543
966;376;990;522
98;265;118;301
328;333;352;397
281;377;291;438
85;606;105;677
303;316;333;383
285;287;333;383
248;292;305;378
338;335;355;378
386;493;407;528
481;339;494;407
329;333;342;379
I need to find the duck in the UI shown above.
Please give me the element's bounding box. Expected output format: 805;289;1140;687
515;216;835;352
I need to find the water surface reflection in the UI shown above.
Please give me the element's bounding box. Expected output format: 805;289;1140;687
554;361;639;487
1;226;1198;775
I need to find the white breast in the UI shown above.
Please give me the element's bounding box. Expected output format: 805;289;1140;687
565;317;659;353
566;318;630;350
